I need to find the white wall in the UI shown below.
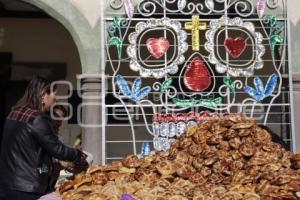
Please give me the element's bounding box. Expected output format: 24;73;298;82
288;0;300;152
289;0;300;74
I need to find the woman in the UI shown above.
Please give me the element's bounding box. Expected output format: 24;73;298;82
0;77;87;200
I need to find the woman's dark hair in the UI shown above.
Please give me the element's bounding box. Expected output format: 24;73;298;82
53;105;67;118
13;76;56;111
52;105;67;132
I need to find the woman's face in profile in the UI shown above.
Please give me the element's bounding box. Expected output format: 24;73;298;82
43;91;56;112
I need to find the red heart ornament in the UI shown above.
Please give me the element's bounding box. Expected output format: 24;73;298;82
184;57;211;92
224;37;246;58
146;37;170;59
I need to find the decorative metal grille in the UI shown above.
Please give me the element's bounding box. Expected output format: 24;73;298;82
103;0;295;164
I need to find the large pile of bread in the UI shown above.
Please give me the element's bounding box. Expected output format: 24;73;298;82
58;115;300;200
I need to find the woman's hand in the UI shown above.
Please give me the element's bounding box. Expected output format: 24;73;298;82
71;150;88;174
59;160;74;169
78;151;88;166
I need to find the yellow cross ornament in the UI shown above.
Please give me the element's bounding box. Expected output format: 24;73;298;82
185;15;207;51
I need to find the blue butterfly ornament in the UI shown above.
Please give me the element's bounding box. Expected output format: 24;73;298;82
243;74;278;101
116;75;151;102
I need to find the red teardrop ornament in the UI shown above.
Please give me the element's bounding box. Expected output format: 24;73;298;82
224;37;246;58
183;57;211;92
